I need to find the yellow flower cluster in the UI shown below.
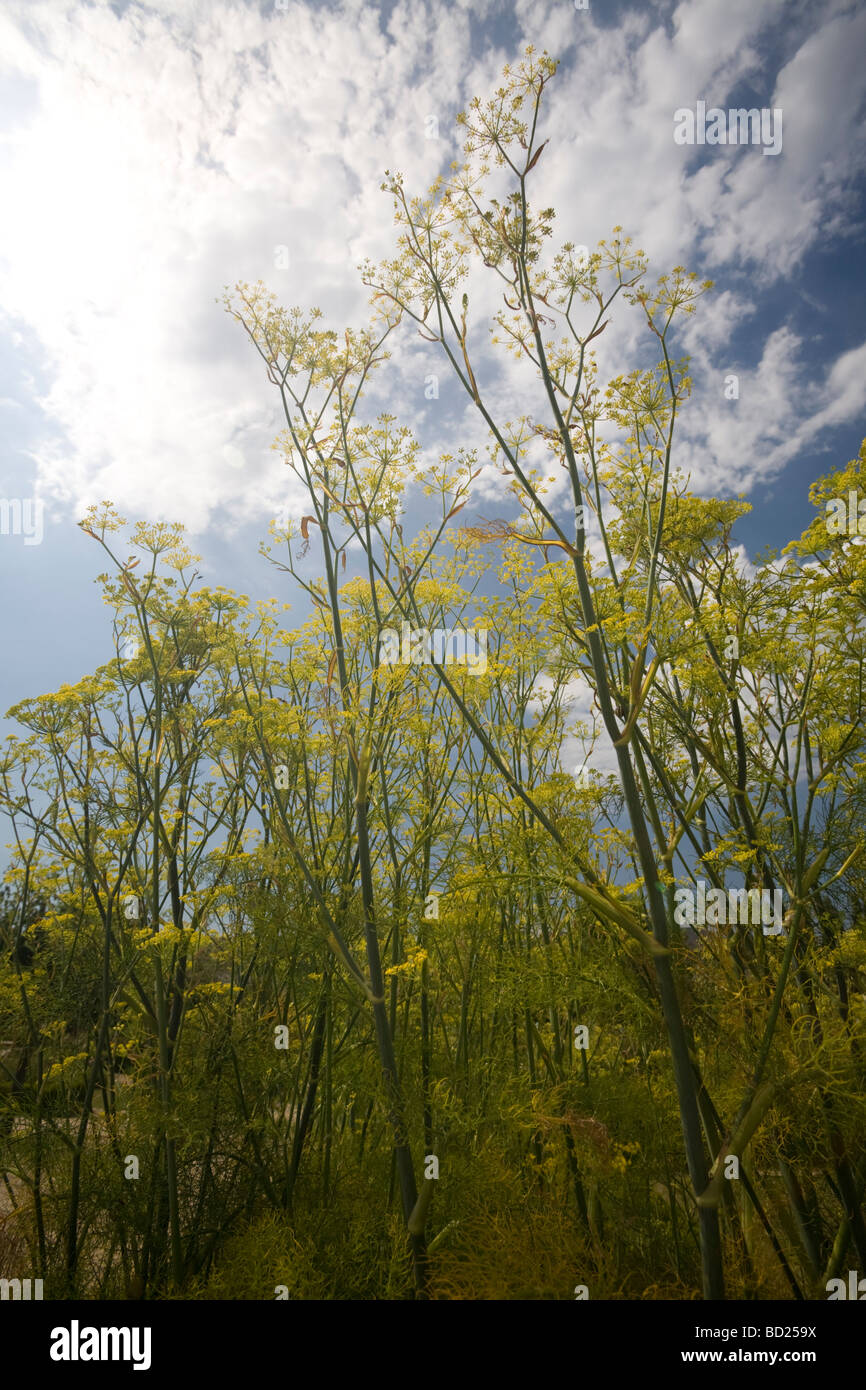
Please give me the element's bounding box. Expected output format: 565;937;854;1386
384;947;429;979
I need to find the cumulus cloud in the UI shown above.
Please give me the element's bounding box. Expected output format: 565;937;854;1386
0;0;862;543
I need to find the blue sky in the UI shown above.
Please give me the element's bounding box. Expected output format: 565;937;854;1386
0;0;864;747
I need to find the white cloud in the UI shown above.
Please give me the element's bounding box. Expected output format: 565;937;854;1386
0;0;862;543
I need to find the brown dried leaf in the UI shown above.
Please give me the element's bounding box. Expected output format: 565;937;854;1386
525;139;548;173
